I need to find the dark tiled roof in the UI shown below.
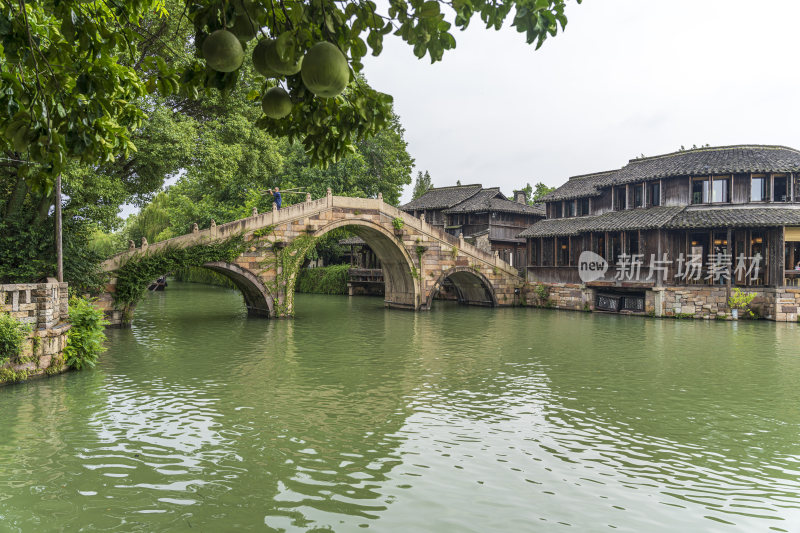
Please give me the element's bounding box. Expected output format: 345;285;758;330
486;198;546;216
400;184;482;211
589;206;685;232
442;189;546;217
543;145;800;202
518;206;683;238
613;145;800;185
519;205;800;238
541;171;615;201
518;216;596;238
665;207;800;229
443;188;503;213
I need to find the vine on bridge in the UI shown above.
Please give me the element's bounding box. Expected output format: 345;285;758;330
113;234;247;308
255;227;318;317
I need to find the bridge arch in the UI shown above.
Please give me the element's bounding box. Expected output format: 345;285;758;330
425;266;498;309
285;217;421;311
202;261;275;317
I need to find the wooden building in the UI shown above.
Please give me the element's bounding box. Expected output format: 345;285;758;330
519;145;800;320
339;236;384;296
402;185;544;268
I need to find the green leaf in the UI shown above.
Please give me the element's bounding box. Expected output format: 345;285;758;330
419;1;441;17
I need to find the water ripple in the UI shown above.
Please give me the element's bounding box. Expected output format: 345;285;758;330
0;286;799;531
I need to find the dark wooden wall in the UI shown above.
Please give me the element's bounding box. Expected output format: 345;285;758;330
732;173;750;204
663;176;690;206
593;190;613;215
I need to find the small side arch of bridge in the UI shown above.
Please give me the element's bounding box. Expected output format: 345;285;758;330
425;266;498;309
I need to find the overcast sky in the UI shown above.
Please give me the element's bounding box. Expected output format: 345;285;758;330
362;0;800;203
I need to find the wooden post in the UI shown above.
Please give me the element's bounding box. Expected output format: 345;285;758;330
55;173;63;283
527;238;532;266
637;230;642;256
685;230;690;285
779;226;786;287
553;236;558;267
568;236;572;266
770;173;774;203
657;230;663;286
746;229;751;287
708;230;714;285
726;227;733;293
539;237;543;266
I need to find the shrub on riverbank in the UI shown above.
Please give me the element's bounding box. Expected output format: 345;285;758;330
0;313;30;366
295;265;349;295
64;297;109;370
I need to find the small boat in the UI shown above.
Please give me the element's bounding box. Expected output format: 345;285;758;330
148;276;168;291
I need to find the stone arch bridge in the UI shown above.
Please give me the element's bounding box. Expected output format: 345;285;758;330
99;192;523;326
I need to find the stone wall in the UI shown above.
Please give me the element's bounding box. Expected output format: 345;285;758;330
94;281;129;328
749;287;800;321
525;281;799;322
523;283;593;311
0;282;71;383
659;287;729;318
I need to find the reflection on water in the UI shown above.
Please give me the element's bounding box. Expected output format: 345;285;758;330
1;282;800;531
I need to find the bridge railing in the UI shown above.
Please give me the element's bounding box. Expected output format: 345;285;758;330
102;194;334;270
103;192;519;277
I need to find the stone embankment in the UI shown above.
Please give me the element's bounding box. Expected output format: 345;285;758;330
0;281;71;383
522;281;800;321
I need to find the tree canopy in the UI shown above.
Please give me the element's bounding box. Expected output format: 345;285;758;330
0;0;579;285
0;0;580;187
411;169;431;199
520;181;555;204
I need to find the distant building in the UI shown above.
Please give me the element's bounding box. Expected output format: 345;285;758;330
519;144;800;320
401;184;544;267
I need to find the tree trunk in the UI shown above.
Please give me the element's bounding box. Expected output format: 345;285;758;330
3;172;28;219
35;192;53;223
55;173;63;283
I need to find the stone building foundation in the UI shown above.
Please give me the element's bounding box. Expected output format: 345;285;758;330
523;282;800;322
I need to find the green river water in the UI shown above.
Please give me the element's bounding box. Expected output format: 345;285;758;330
2;282;800;532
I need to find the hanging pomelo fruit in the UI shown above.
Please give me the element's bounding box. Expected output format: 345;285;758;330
253;40;280;77
202;30;244;72
301;42;349;98
231;13;258;43
261;87;293;119
263;39;302;76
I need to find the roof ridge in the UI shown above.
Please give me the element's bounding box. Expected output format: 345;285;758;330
568;171;615;181
627;144;800;165
428;183;482;190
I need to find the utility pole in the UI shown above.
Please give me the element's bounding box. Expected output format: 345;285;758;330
55;173;63;283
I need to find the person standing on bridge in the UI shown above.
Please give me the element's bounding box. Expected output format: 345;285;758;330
267;187;282;210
